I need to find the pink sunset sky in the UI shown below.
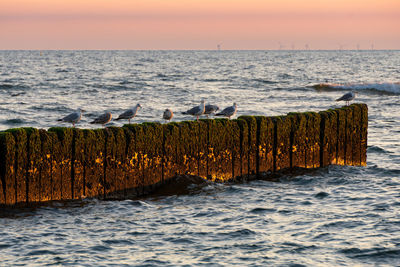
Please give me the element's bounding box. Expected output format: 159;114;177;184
0;0;399;50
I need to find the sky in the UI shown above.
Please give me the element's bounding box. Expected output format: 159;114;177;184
0;0;399;50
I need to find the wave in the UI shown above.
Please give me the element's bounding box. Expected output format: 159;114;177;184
252;78;279;84
340;247;400;260
4;118;24;125
0;83;15;89
202;78;230;82
312;82;400;94
367;145;391;154
0;83;30;91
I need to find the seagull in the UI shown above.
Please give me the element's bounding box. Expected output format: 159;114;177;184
215;103;237;119
90;112;112;127
163;109;174;123
336;91;358;106
57;108;85;127
182;100;205;121
115;104;141;124
204;104;219;118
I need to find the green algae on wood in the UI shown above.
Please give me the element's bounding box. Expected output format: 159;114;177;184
128;124;145;194
0;132;16;205
25;128;41;203
123;126;142;196
162;123;180;181
0;104;369;206
127;123;163;194
113;127;127;197
360;104;368;166
179;121;201;177
207;119;234;182
351;104;362;166
235;119;249;179
305;112;321;168
72;129;85;199
6;128;28;203
141;123;163;191
288;113;307;168
319;110;338;167
274;116;291;171
39;130;55;202
334;107;347;165
230;120;242;180
83;129;106;199
343;107;354;166
48;127;73;200
197;120;208;179
238;116;257;177
104;127;126;199
256;116;274;173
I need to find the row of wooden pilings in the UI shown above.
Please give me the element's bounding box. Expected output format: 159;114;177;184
0;104;367;206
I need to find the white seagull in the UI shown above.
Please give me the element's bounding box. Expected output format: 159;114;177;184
163;109;174;122
182;100;205;121
336;91;358;106
215;103;237;119
90;112;112;127
115;104;141;124
57;108;85;127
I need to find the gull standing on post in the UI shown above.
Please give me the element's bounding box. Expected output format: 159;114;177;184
57;108;85;127
204;104;219;118
163;109;174;123
182;100;205;121
90;112;112;127
215;103;237;119
336;91;358;106
115;104;141;124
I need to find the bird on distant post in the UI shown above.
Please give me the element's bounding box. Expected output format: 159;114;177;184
57;108;85;128
90;112;112;127
163;109;174;123
182;100;205;121
115;103;141;124
215;103;237;119
336;91;358;106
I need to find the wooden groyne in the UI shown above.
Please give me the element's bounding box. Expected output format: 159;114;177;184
0;104;367;206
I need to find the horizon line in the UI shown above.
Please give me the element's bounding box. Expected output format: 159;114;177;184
1;48;399;51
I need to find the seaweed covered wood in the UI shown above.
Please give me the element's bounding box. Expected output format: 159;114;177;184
0;131;16;205
0;104;368;206
6;128;28;204
48;127;73;200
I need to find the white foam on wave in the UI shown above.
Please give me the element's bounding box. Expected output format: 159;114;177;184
314;82;400;94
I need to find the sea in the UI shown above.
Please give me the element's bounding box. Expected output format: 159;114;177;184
0;50;399;266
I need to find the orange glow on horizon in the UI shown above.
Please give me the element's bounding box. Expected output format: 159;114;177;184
0;0;399;49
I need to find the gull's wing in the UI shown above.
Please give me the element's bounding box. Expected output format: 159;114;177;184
91;113;112;124
62;112;80;123
336;92;352;101
183;106;201;116
216;106;235;116
117;109;134;119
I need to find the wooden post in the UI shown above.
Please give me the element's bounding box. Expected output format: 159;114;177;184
0;132;16;205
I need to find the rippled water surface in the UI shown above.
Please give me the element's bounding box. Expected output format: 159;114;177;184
1;50;400;266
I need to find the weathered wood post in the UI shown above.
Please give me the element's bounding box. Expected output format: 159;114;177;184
0;104;368;206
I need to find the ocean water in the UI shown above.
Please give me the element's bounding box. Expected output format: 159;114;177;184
0;50;400;266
